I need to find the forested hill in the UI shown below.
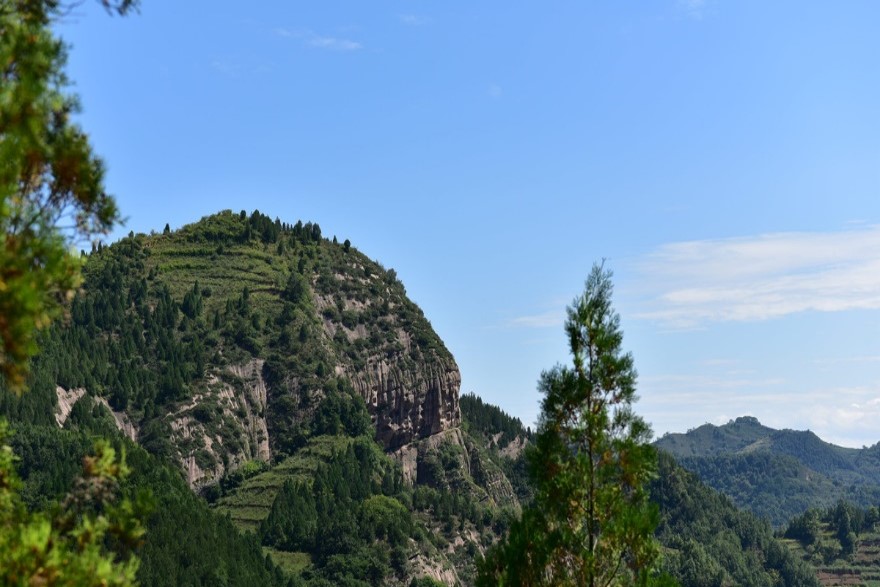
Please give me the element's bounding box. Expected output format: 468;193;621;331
0;210;527;585
656;416;880;525
0;210;821;585
10;209;464;489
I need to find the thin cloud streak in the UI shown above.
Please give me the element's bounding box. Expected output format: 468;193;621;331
398;14;430;26
507;311;564;329
275;28;363;52
634;225;880;328
642;373;786;391
815;355;880;365
677;0;707;19
641;379;880;447
210;59;238;76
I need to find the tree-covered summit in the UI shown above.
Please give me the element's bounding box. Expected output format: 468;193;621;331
656;416;880;526
5;208;460;487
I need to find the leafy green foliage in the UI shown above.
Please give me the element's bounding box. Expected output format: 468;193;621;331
460;392;530;445
8;421;290;587
261;480;318;551
0;206;461;481
0;421;142;586
674;452;870;527
256;435;416;586
784;500;880;582
312;388;373;438
1;207;837;586
45;238;211;417
460;393;534;505
655;416;773;457
216;420;514;585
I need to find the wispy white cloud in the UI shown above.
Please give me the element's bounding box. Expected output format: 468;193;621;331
508;310;564;329
793;385;880;447
633;225;880;328
275;28;363;52
642;373;786;394
398;14;430;26
308;35;362;51
815;354;880;366
209;58;273;77
641;371;880;447
700;358;740;367
677;0;708;19
210;59;239;76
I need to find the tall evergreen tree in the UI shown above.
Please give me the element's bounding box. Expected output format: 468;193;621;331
478;263;668;586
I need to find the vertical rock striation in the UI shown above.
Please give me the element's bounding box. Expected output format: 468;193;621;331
343;354;461;450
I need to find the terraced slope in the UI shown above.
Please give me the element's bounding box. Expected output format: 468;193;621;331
785;512;880;586
215;435;357;532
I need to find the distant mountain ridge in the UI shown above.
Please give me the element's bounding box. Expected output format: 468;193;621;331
656;416;880;525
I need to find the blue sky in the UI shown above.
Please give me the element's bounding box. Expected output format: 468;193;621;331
57;1;880;447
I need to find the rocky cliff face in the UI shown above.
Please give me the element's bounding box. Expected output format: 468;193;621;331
55;359;271;488
341;354;461;450
389;427;519;509
311;259;462;451
166;358;271;487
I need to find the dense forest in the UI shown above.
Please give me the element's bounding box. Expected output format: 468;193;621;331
652;452;819;586
7;420;290;586
0;211;521;585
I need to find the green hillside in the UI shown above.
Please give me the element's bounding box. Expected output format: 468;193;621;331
6;420;290;586
656;416;776;457
653;451;819;586
0;211;832;585
656;416;880;526
0;211;512;585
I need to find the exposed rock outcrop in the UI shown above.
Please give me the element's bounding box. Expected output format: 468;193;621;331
312;285;462;451
390;426;518;511
497;434;527;460
345;356;461;451
391;427;468;486
225;359;271;463
54;386;86;426
54;387;138;442
95;397;139;441
168;359;271;487
409;553;460;587
54;360;271;489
